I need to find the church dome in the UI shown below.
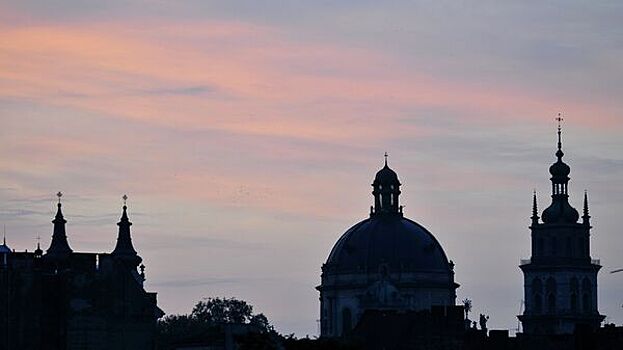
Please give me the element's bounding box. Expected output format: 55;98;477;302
318;157;457;338
325;214;451;273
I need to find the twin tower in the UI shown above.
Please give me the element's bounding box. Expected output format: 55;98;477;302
46;193;142;269
0;195;161;349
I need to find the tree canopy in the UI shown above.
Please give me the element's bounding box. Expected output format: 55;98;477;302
156;297;276;349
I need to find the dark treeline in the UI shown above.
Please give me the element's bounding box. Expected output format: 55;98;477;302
156;297;359;350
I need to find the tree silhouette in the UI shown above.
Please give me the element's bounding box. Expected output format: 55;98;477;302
157;297;275;349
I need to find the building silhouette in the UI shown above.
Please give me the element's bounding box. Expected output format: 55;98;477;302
317;156;458;337
0;195;163;350
518;124;605;334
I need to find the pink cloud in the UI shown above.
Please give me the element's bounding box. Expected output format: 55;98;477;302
2;19;618;146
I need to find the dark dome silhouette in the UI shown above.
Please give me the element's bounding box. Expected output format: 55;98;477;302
326;215;451;272
549;150;570;180
542;199;579;223
317;156;458;338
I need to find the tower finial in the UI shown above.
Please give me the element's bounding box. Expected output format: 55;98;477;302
3;224;5;245
384;152;388;166
123;194;128;206
556;113;564;154
57;191;63;204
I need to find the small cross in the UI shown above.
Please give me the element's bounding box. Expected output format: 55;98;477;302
384;152;388;165
122;194;128;206
556;113;564;130
56;191;63;203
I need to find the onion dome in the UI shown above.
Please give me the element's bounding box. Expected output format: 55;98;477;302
549;149;570;182
542;199;579;223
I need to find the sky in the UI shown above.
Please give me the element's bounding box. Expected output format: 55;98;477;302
1;0;623;336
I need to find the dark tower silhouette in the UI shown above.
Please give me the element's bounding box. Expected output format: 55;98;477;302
519;119;604;334
45;192;73;258
0;193;162;349
112;195;142;269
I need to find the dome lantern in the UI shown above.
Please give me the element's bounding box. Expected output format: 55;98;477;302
372;153;402;216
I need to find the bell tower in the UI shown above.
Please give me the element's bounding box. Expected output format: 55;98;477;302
518;118;604;334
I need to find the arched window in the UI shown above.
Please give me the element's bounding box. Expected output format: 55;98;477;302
342;308;352;335
532;278;543;314
546;277;557;314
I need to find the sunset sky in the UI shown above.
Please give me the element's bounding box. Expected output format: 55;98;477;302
2;1;623;335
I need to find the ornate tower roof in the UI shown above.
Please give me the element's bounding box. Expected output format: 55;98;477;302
111;195;142;267
46;192;73;258
541;118;579;224
371;153;402;216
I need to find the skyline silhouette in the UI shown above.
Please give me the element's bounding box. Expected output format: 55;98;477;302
2;1;623;337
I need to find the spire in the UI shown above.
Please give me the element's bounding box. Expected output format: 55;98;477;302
583;190;591;225
553;113;567;167
46;192;73;258
112;195;142;267
556;113;563;158
542;118;579;224
384;152;388;167
531;190;539;225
